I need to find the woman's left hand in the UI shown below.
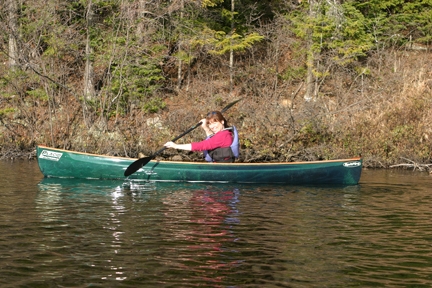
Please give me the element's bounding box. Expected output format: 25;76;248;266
200;118;208;127
200;118;212;135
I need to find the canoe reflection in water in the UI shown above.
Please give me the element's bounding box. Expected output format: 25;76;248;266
161;187;242;282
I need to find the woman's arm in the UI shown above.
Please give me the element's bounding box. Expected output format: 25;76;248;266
191;130;233;151
164;130;232;152
164;141;192;151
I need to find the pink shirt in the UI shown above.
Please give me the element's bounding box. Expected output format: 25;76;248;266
191;130;233;151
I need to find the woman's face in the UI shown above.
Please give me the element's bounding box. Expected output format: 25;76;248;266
208;120;224;134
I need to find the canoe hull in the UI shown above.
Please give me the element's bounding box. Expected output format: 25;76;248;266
36;145;362;185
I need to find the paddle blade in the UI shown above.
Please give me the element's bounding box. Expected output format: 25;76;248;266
221;98;242;113
124;156;153;177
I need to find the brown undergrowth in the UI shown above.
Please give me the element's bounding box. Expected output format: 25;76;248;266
0;50;431;170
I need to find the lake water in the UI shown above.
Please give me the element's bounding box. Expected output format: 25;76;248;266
0;160;431;287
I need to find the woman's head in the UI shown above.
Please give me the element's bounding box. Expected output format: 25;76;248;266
206;111;229;132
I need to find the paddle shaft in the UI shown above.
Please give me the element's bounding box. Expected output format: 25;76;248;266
149;121;203;157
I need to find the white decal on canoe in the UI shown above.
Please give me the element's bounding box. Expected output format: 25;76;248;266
143;170;158;175
130;168;157;176
343;161;361;168
39;150;63;161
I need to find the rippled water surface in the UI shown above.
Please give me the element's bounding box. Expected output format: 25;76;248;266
0;161;431;287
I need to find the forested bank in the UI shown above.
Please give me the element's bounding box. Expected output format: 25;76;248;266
0;0;431;171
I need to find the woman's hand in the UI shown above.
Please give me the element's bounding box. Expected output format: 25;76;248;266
164;141;177;149
200;118;208;128
200;118;212;136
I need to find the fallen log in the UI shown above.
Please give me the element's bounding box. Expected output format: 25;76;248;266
390;157;432;173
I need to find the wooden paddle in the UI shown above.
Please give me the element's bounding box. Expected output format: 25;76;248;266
124;99;242;177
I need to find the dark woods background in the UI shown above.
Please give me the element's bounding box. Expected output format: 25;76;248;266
0;0;431;168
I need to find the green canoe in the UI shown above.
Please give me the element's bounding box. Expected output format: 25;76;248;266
36;145;362;185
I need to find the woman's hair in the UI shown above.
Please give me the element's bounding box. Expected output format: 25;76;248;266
206;111;229;128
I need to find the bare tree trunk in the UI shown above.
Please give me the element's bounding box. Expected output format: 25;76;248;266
7;0;19;69
177;0;184;90
304;0;317;101
304;50;315;101
84;0;96;100
229;0;235;94
136;0;146;42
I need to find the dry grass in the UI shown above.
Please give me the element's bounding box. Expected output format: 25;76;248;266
0;48;431;168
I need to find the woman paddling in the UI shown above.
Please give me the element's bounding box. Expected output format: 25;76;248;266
164;111;239;163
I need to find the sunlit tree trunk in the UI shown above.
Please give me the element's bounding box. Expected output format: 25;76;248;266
136;0;146;42
304;0;317;101
84;0;96;100
7;0;19;69
229;0;235;94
